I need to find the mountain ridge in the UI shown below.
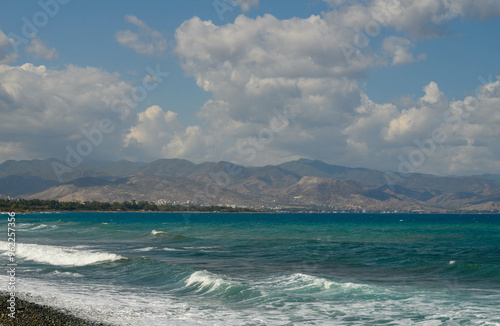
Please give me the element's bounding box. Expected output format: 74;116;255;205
1;158;500;211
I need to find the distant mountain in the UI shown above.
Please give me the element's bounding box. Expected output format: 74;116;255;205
94;160;146;177
1;158;500;211
277;158;496;193
277;159;386;187
0;176;58;197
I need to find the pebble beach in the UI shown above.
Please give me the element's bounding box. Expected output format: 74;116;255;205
0;295;109;326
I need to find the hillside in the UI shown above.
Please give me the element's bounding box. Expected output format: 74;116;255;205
1;158;500;211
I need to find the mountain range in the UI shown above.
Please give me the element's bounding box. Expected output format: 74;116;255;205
1;158;500;212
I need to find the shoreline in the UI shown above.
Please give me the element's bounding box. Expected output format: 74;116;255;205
3;210;499;214
0;294;111;326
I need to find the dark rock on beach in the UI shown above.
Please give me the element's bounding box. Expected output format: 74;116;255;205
0;295;111;326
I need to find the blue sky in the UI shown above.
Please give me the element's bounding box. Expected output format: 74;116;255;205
1;0;500;176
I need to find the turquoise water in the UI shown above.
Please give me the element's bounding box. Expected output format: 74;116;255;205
1;212;500;325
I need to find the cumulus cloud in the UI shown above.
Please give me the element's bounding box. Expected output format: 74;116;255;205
235;0;259;12
342;78;500;175
0;62;212;166
0;63;136;163
173;11;500;175
447;0;500;20
116;15;167;56
323;0;500;37
420;81;443;104
382;36;426;65
124;105;182;157
26;38;59;60
0;30;19;64
4;1;500;176
173;14;374;165
381;0;500;36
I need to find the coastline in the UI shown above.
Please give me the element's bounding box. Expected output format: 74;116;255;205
0;294;110;326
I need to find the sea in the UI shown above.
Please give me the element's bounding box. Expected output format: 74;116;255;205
1;212;499;325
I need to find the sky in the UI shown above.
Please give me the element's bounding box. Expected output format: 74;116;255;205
1;0;500;176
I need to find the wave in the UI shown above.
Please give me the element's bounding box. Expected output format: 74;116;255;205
31;224;58;231
134;247;155;252
51;270;83;278
185;270;230;293
181;270;382;300
151;230;169;236
133;246;183;253
162;247;182;251
151;230;186;241
0;241;125;267
17;223;34;229
0;275;252;326
2;272;499;326
183;270;257;299
276;273;337;290
16;223;58;231
447;260;500;279
262;273;383;297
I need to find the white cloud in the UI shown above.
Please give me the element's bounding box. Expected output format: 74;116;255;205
382;36;425;66
171;9;500;175
0;63;136;162
122;104;223;163
170;13;500;173
421;81;443;104
0;30;19;64
381;0;500;37
235;0;259;12
3;2;500;176
448;0;500;20
0;62;209;166
342;78;500;175
116;15;167;56
124;105;181;156
26;38;59;60
323;0;500;37
174;14;373;165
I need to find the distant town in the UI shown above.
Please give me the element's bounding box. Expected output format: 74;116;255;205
1;198;498;214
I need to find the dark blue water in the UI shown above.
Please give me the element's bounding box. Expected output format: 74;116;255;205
2;212;500;325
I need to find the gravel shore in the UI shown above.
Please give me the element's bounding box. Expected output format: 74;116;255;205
0;295;111;326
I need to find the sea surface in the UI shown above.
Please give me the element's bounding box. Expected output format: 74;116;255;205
1;212;500;325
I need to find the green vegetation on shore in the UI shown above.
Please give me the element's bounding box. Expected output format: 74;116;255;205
0;198;257;213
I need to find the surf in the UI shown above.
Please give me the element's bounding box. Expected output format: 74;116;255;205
0;241;125;266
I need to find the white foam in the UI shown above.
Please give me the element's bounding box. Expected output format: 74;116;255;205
183;246;218;250
185;270;231;293
151;230;169;236
0;275;251;326
0;272;498;326
0;241;125;266
51;270;83;278
16;223;58;231
271;273;373;293
17;223;34;229
134;247;155;252
162;247;182;251
31;224;58;230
